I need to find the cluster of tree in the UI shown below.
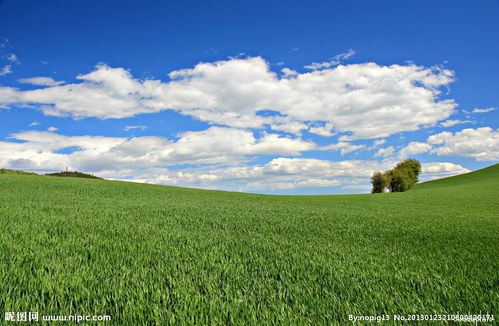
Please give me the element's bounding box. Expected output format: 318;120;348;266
371;159;422;193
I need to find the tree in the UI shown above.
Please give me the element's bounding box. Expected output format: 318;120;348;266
394;158;422;189
387;168;410;192
371;158;422;193
371;171;388;193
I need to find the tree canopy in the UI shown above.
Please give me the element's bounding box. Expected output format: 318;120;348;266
371;159;422;193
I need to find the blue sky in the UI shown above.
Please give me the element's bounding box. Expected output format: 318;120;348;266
0;0;497;194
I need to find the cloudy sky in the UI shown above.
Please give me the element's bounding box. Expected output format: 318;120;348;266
0;0;497;194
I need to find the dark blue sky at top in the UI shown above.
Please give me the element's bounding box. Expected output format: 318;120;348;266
1;0;498;99
0;0;497;194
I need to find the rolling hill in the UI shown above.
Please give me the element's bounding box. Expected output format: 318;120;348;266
415;163;499;190
0;164;497;324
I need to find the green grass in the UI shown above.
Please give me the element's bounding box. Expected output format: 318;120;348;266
0;164;497;325
0;168;38;176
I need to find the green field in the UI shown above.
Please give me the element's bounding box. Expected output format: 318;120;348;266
1;165;498;325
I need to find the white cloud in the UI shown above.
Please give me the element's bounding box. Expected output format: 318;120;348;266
428;127;499;161
248;178;343;190
0;131;125;172
340;144;365;155
47;126;58;132
321;141;366;155
309;123;335;137
421;162;470;181
213;158;388;191
267;118;308;135
0;128;396;192
281;68;298;78
18;77;65;87
170;127;315;161
367;139;386;151
0;65;12;76
304;49;356;70
372;139;386;148
0;127;316;173
472;107;496;113
440;119;472;127
10;131;124;152
259;157;385;178
294;178;342;187
374;146;395;158
28;121;40;127
0;57;457;140
123;125;147;131
398;141;432;158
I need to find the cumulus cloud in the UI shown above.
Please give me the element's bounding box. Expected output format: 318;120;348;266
0;128;397;192
171;127;315;161
0;127;316;173
398;141;432;158
367;139;387;151
427;127;499;161
472;107;496;113
0;131;125;172
308;122;335;137
190;157;388;191
18;77;65;87
257;157;385;178
440;119;472;127
247;178;343;190
340;144;365;155
374;146;395;158
281;67;298;78
134;158;376;192
421;162;470;181
0;57;457;140
321;141;366;155
3;125;484;192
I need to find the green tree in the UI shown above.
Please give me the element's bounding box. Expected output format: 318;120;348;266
387;168;410;192
371;171;388;193
394;158;422;188
370;159;422;194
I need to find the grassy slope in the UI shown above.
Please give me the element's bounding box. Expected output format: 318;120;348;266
416;163;499;190
0;168;38;176
0;165;497;325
